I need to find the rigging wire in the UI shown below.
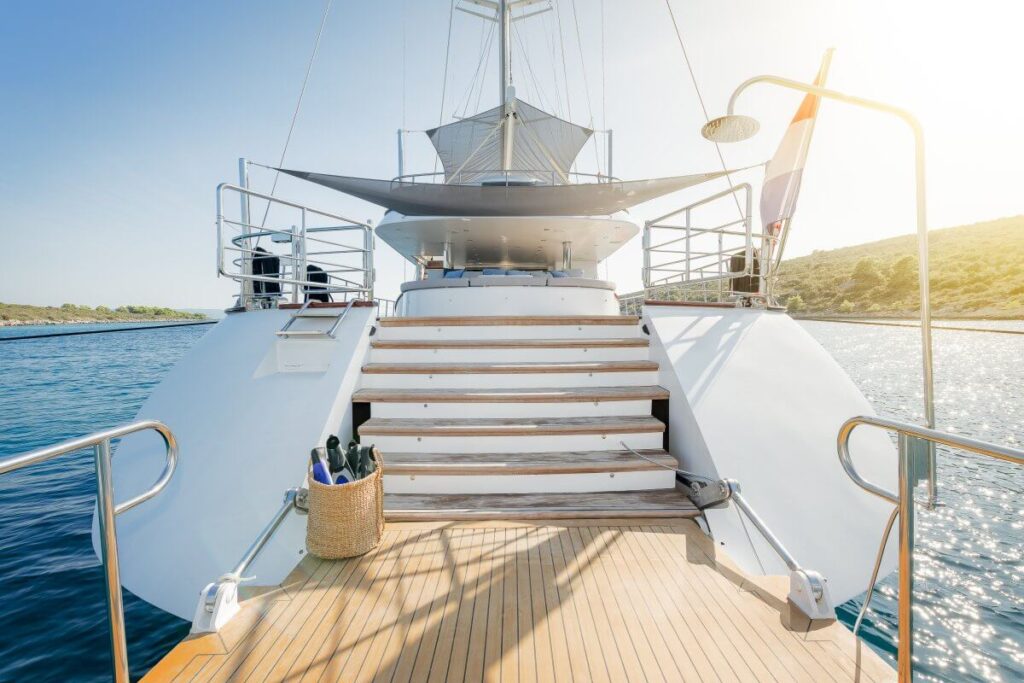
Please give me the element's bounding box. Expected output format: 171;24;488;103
569;0;601;174
662;0;744;219
433;0;457;174
600;0;607;174
456;18;494;118
474;23;496;113
553;0;573;122
257;0;334;233
512;21;554;114
543;7;565;119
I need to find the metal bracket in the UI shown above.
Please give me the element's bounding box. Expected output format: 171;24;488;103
687;479;731;510
904;434;937;509
293;487;309;514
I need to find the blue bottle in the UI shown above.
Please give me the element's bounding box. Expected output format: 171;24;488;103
309;448;332;485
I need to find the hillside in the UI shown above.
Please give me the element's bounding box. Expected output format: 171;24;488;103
776;216;1024;318
0;303;207;326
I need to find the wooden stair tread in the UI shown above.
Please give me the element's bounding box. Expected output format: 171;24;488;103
383;449;676;475
383;489;698;520
353;385;669;403
371;337;648;349
361;360;658;374
359;415;665;436
379;315;639;327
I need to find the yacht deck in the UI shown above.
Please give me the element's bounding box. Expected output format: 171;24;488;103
145;519;894;682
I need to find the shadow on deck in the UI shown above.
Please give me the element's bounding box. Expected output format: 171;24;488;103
145;519;893;682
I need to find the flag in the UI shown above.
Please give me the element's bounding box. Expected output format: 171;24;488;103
760;50;833;236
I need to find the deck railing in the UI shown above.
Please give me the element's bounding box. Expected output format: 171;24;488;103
0;421;179;683
837;415;1024;683
641;183;782;305
216;184;375;309
389;169;621;186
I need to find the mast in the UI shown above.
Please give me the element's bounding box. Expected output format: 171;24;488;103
499;0;514;171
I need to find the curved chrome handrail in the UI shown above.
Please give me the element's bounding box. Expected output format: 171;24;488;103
837;414;1024;683
0;420;179;683
837;415;1024;502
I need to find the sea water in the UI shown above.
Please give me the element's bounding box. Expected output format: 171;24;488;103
0;320;1021;681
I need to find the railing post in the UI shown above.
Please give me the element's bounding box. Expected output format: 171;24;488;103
641;224;651;291
238;159;254;309
94;439;130;683
364;224;375;301
684;209;691;282
897;433;915;682
290;225;299;304
299;208;308;302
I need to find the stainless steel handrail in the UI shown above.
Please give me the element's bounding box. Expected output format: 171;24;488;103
722;479;826;602
205;488;301;597
0;420;178;683
195;487;305;633
642;183;772;304
216;183;375;307
389;169;622;185
837;415;1024;683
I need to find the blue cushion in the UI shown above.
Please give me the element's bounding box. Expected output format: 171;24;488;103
443;269;464;279
549;270;568;278
506;269;532;276
482;268;507;275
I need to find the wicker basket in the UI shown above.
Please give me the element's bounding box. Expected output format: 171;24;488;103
305;449;384;559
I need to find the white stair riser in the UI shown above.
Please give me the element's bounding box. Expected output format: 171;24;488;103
368;399;654;419
369;346;648;363
376;324;642;341
364;431;664;454
360;370;658;389
383;469;675;494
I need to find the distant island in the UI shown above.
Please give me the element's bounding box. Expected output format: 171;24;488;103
0;303;207;327
776;215;1023;318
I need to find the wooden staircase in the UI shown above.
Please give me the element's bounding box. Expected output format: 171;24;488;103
355;315;697;520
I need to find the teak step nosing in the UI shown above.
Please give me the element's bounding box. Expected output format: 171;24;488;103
359;415;665;437
353;386;670;403
383;490;699;521
361;360;659;375
383;449;677;475
379;315;640;327
370;338;649;349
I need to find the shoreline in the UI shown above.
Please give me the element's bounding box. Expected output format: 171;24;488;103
792;314;1023;322
0;317;208;328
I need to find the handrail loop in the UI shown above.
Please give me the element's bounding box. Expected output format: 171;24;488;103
837;414;1024;683
0;420;179;683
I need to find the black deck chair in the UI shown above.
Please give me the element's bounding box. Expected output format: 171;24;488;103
252;247;282;299
304;264;332;303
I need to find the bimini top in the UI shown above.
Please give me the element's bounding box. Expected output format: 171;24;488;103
277;168;739;217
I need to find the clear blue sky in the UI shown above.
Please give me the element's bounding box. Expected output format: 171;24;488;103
3;0;1022;307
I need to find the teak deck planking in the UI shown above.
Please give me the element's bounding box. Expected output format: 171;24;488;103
146;520;894;682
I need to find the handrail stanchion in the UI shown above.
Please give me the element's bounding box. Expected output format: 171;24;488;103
896;432;916;682
0;420;178;683
94;438;129;680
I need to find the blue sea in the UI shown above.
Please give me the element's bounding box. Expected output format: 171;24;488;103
0;319;1021;681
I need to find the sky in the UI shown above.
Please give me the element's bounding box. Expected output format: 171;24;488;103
2;0;1022;308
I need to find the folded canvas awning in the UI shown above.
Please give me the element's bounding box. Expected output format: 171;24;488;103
277;168;740;217
426;98;592;184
